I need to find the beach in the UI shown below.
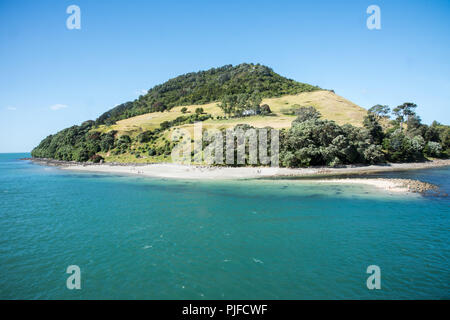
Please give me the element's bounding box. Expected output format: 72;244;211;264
29;158;450;194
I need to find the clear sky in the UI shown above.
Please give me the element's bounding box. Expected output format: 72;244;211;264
1;0;449;152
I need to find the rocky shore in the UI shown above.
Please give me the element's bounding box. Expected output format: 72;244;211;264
393;178;440;194
312;178;442;195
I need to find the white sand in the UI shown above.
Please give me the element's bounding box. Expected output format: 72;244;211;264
60;160;450;180
58;159;450;193
308;178;410;193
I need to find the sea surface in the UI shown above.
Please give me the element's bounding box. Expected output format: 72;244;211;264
0;153;449;299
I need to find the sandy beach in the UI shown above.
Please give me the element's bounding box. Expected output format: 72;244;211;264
52;159;450;179
32;158;449;194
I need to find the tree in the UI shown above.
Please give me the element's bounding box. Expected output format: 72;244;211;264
292;106;321;124
195;107;204;115
181;107;188;114
118;135;131;144
281;118;384;167
95;63;320;125
219;95;238;117
249;91;262;111
368;104;390;120
424;121;441;143
363;112;384;144
393;102;417;131
406;114;424;136
260;104;271;115
137;130;154;143
100;133;115;152
383;129;425;162
424;141;442;157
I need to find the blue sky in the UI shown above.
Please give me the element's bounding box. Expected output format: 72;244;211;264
1;0;449;152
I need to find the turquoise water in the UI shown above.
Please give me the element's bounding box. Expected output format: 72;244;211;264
0;153;449;299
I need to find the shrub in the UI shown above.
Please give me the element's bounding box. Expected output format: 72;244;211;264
260;104;271;115
424;141;442;157
292;106;321;123
137;131;154;143
90;154;104;163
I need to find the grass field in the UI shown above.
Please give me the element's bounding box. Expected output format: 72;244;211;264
95;90;368;162
98;90;367;136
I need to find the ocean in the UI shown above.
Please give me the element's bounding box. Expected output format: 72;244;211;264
0;153;449;299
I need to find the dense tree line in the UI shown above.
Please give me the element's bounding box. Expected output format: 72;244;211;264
95;63;320;125
278;104;449;167
280;108;385;167
218;92;271;117
31;121;112;162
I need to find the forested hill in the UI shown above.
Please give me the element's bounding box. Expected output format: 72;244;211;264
31;63;449;165
96;63;320;125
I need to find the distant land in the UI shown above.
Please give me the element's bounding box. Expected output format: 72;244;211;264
31;63;449;166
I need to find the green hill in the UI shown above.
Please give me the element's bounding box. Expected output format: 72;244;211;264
32;63;325;163
31;63;449;165
96;63;320;125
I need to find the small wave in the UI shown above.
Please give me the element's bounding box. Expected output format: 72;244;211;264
252;258;264;264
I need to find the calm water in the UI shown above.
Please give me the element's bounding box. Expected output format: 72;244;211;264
0;153;449;299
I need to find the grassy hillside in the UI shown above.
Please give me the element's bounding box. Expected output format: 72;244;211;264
92;90;368;163
101;90;366;134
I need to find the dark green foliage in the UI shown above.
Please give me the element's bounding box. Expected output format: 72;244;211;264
31;121;102;161
292;106;321;124
424;141;442;157
219;92;266;117
137;130;156;143
260;104;271;115
95;63;320;125
382;130;425;162
159;113;212;130
393;102;417;130
430;123;450;157
195;107;204;115
280;118;385;167
363;112;384;144
115;135;132;154
211;124;279;166
118;135;131;144
368;104;390;119
424;121;441;142
181;107;188;114
99;131;116;152
406;114;425;137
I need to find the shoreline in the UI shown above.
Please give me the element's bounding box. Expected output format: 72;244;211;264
25;158;450;194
